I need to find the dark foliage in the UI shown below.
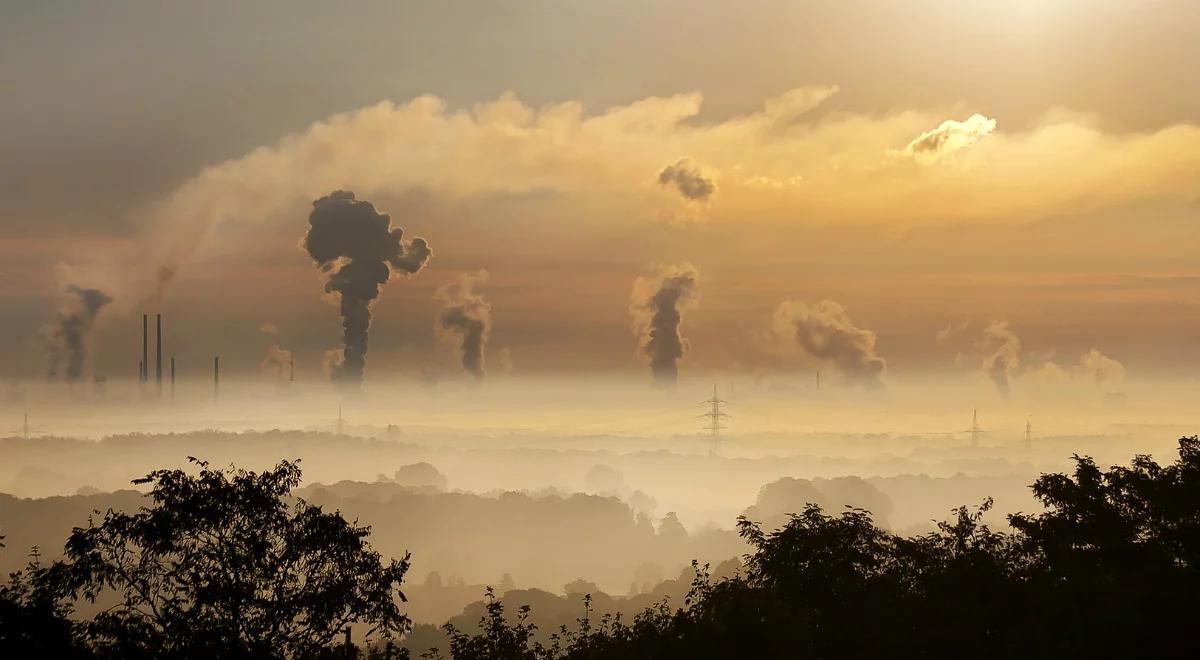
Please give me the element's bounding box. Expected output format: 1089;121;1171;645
433;437;1200;659
0;459;411;659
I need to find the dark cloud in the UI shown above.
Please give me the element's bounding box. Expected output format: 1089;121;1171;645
435;271;492;380
303;190;432;386
771;300;886;386
47;285;112;382
657;159;715;201
630;264;701;385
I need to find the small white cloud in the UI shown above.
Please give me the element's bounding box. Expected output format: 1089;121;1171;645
906;114;997;161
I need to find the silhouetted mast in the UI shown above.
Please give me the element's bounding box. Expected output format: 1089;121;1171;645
155;313;163;399
699;385;729;454
170;357;176;402
213;356;220;402
336;406;344;436
141;314;148;384
967;409;983;447
1025;419;1033;450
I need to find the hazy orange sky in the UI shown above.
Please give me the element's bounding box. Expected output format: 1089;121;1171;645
2;1;1197;387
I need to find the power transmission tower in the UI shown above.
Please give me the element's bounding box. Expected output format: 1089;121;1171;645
699;385;729;455
1025;419;1032;450
336;406;344;436
965;408;984;447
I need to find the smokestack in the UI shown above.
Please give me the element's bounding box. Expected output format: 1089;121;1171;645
170;357;176;401
289;359;294;382
213;356;219;402
155;313;163;397
141;314;148;383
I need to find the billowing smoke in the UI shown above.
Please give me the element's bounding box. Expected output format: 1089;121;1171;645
629;264;701;385
657;159;715;201
980;320;1021;394
47;285;112;382
435;270;492;380
259;345;293;381
303;190;432;385
1076;348;1125;386
770;300;886;386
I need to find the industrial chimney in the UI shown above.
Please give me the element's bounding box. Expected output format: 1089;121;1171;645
170;356;176;402
141;314;148;384
213;356;219;402
155;313;163;398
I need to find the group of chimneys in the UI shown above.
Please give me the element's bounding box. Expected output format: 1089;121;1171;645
138;313;177;400
138;313;294;402
138;313;220;401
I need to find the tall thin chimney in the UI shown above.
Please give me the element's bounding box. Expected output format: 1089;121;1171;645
213;356;219;402
155;313;163;397
170;357;176;402
141;314;148;383
289;359;294;382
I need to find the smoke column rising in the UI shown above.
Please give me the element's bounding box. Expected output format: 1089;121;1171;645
435;271;492;380
770;300;886;386
303;191;432;385
47;285;112;382
629;264;701;385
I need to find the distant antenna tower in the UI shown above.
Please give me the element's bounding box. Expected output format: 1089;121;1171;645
699;385;729;454
1025;419;1032;450
336;406;344;436
966;408;984;447
816;369;820;392
289;359;295;382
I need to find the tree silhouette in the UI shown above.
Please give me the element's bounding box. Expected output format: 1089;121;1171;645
42;458;411;659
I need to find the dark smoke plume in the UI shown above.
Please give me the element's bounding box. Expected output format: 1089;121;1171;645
303;190;432;385
435;271;492;380
47;285;112;382
629;264;701;385
770;300;886;386
980;320;1020;395
657;159;715;201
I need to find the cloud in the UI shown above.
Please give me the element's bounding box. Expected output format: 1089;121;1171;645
259;322;279;335
630;264;701;385
906;113;997;161
980;320;1021;395
657;159;716;201
131;87;1200;296
768;300;886;386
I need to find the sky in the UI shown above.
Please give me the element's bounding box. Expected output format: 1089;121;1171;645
2;0;1198;390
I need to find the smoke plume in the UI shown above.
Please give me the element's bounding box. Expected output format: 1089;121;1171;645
629;264;701;385
657;159;715;201
47;285;112;382
980;320;1021;395
303;190;432;385
259;345;293;381
770;300;886;386
435;270;492;380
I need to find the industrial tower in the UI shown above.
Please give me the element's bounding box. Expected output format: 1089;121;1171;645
967;409;983;447
699;385;729;454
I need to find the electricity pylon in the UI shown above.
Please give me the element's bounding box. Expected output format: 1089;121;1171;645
699;385;729;455
965;409;984;447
